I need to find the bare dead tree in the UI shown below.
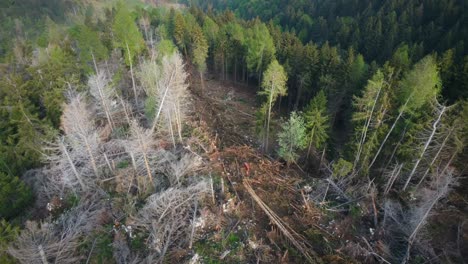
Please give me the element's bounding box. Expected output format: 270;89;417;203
402;168;457;263
8;197;105;264
161;151;203;185
383;163;404;196
149;53;189;146
132;181;209;261
62;93;102;178
124;120;157;189
43;136;88;192
88;68;118;131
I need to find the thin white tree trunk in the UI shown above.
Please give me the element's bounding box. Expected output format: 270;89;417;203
92;53;114;130
126;42;138;105
61;140;86;190
403;105;446;191
403;182;448;263
384;163;403;195
265;84;274;152
151;70;175;133
354;81;383;170
416;128;453;189
369;96;411;170
168;110;176;147
83;138;99;177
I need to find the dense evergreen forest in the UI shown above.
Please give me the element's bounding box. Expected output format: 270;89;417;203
0;0;466;263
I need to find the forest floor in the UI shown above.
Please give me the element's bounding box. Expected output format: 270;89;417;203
182;74;348;263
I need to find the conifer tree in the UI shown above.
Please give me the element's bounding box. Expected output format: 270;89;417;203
369;56;440;169
277;112;307;165
258;60;288;152
190;24;208;91
245;21;276;79
112;1;145;105
303;90;329;159
352;69;391;173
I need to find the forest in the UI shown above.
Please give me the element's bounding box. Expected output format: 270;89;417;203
0;0;467;263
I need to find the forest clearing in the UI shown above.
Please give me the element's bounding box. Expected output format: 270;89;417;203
0;0;467;263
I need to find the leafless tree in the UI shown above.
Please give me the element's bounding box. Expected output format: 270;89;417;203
401;168;457;263
43;136;89;192
61;92;102;178
132;181;209;261
8;197;106;264
88;68;118;131
149;53;189;146
161;151;203;185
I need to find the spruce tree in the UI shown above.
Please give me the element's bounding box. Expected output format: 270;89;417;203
277;112;307;165
303;90;329;159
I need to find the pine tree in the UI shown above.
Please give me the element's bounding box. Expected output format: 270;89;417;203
277;112;307;165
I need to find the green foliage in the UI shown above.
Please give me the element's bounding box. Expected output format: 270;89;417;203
0;173;33;219
245;21;276;76
0;219;19;263
277;112;307;164
112;1;145;66
190;23;209;73
203;16;219;47
351;69;391;171
173;12;187;53
259;60;288;101
398;56;441;114
304;90;329;154
157;39;176;58
332;158;353;178
69;24;108;72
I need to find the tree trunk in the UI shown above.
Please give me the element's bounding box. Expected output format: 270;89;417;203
265;85;274;153
61;140;86;190
294;81;303;110
126;42;138;105
306;128;316;160
403;105;446;191
416;128;453;189
199;71;205;93
354;81;383;170
369;96;411;170
83;138;99;178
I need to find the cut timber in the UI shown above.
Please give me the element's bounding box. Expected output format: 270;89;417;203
243;180;323;264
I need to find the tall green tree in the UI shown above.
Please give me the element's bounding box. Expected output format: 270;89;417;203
303;90;329;159
69;24;108;73
245;21;276;79
112;1;145;104
258;60;288;152
190;24;208;91
369;56;441;169
277;112;307;165
352;69;391;173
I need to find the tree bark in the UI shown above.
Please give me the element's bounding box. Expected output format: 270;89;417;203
403;105;446;191
126;41;138;105
369;96;411;170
